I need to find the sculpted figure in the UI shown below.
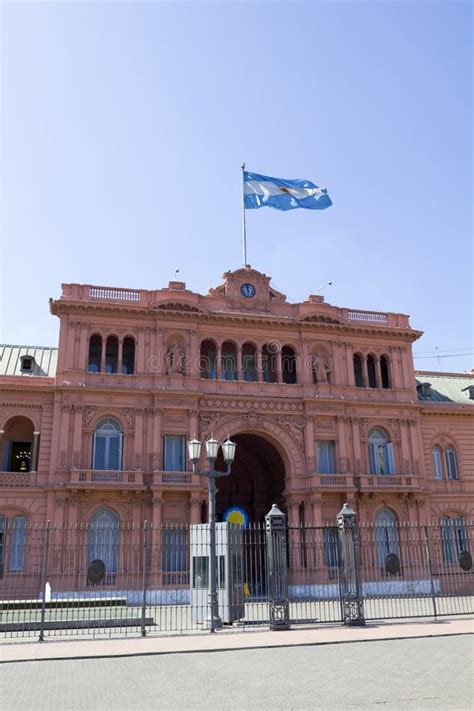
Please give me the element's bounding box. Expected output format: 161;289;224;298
311;354;331;383
166;343;185;374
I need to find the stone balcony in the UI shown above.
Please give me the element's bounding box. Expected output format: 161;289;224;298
311;473;355;490
68;469;146;490
0;471;37;487
356;473;421;492
144;471;197;489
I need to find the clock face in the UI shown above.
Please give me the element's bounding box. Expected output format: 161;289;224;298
241;283;256;298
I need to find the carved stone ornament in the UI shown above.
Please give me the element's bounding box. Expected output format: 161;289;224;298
83;406;97;426
359;418;370;439
121;408;135;428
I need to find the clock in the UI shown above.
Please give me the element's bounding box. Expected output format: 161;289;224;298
241;283;256;298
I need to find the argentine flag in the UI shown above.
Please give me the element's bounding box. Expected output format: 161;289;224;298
244;171;332;211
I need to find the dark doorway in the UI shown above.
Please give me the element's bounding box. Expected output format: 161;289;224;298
215;433;286;523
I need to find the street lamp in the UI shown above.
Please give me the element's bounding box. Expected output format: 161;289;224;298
188;434;237;632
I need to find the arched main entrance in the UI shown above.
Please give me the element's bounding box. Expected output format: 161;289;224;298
215;433;286;523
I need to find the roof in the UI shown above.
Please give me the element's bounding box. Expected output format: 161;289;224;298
415;371;474;405
0;345;58;377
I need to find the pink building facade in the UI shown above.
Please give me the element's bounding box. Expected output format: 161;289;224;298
0;266;473;559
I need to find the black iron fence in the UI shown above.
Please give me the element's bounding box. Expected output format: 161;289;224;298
0;510;472;640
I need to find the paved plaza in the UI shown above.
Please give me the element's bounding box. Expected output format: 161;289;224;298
1;628;473;710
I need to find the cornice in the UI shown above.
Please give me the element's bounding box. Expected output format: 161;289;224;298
51;301;420;341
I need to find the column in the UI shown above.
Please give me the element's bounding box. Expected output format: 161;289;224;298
287;499;300;528
216;344;222;380
72;406;83;469
361;356;368;388
276;349;283;384
134;409;144;470
30;431;40;473
256;348;263;382
118;338;124;374
190;494;201;524
337;417;348;475
78;324;89;371
0;430;4;470
152;407;162;471
301;341;312;385
399;420;411;474
331;343;343;386
137;328;145;374
375;357;382;389
310;495;323;526
150;494;163;586
189;331;199;378
304;416;315;473
351;418;363;475
236;345;243;381
346;344;354;385
66;320;76;370
100;336;106;373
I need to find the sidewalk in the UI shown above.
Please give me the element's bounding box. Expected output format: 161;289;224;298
1;617;472;663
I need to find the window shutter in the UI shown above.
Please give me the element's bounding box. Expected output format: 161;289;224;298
386;443;395;474
369;444;378;475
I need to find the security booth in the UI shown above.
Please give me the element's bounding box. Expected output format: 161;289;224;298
190;523;245;625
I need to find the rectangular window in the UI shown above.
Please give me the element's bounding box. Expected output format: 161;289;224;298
163;435;186;472
369;443;394;475
442;516;468;564
323;528;341;569
316;441;336;474
162;528;187;584
9;517;27;572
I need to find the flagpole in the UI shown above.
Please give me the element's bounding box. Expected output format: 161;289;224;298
241;162;247;266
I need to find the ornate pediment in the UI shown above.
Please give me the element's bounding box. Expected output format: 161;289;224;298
207;266;286;312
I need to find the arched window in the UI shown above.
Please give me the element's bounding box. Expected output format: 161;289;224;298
368;428;394;475
2;416;34;473
375;509;399;567
242;343;257;382
262;344;277;383
380;355;391;389
9;515;27;572
432;446;444;480
367;354;377;388
88;335;102;373
445;447;458;480
92;419;123;471
353;354;364;388
88;508;120;579
440;515;468;563
122;337;135;375
200;340;217;380
282;346;297;384
222;341;237;381
105;336;119;374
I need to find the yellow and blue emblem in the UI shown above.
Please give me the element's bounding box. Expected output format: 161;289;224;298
222;506;249;528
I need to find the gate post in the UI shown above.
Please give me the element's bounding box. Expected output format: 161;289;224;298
265;504;290;630
337;503;365;626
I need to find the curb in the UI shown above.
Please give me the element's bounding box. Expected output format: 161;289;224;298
1;629;472;664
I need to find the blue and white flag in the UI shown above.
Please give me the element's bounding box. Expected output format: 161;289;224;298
244;171;332;211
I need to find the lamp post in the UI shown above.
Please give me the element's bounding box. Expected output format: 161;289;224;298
188;434;237;632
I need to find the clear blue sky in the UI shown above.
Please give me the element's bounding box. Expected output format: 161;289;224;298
1;1;472;373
